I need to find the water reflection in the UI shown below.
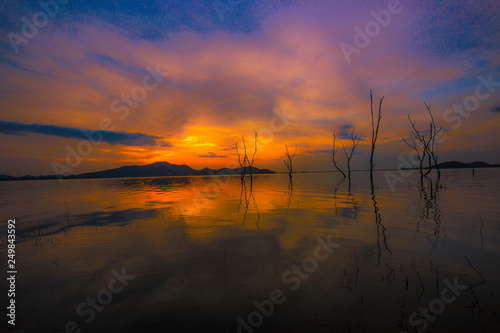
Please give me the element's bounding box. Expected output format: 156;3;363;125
415;177;444;250
371;181;391;264
287;178;293;210
238;178;260;227
0;170;499;332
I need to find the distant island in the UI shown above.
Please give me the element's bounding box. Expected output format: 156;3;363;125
0;161;275;181
400;161;500;170
1;160;499;182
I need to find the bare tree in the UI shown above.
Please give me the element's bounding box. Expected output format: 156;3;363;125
404;104;442;178
245;131;258;180
370;89;384;183
341;129;360;179
235;132;258;181
424;103;442;177
235;135;247;180
332;130;346;178
283;144;297;179
403;127;427;178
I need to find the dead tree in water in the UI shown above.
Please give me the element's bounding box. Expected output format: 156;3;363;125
403;127;426;178
332;130;346;178
341;129;360;179
235;132;258;181
244;131;258;180
404;104;442;178
424;103;442;177
235;136;247;180
370;89;384;183
283;144;297;179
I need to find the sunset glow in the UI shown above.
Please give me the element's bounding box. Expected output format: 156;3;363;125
0;0;498;176
2;2;500;332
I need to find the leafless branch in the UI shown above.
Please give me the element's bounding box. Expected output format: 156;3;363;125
235;140;246;180
283;144;297;179
341;129;360;179
236;132;258;181
405;103;442;178
332;130;346;178
424;103;442;176
245;131;258;179
370;89;384;181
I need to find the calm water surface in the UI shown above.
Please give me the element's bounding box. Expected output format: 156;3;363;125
1;169;499;332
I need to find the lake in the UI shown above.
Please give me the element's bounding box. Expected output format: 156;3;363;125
1;168;499;332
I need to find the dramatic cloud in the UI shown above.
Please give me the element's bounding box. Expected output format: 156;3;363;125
0;121;169;147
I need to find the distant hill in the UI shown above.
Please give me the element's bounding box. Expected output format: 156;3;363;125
0;161;275;181
2;160;498;181
400;161;500;170
76;162;197;178
436;161;500;169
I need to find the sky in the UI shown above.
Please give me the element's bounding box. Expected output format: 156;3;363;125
0;0;499;176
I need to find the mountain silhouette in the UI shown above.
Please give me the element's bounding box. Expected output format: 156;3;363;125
0;161;275;181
